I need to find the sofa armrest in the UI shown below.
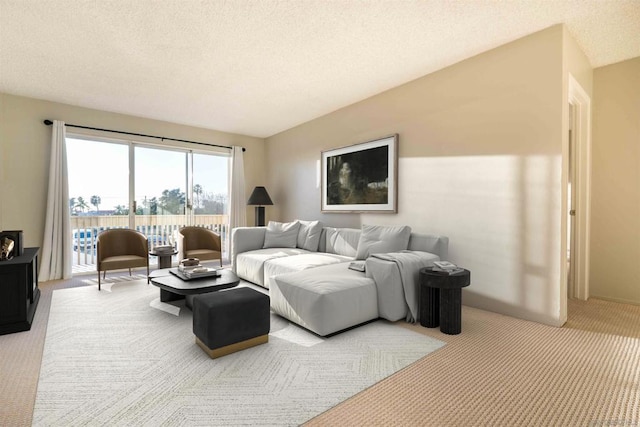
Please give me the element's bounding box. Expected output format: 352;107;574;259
231;227;267;272
408;234;449;260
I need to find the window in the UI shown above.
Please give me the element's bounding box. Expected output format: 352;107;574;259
66;136;230;273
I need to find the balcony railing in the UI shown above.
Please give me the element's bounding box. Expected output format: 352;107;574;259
71;215;229;274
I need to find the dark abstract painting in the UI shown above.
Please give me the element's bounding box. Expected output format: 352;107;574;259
321;135;397;213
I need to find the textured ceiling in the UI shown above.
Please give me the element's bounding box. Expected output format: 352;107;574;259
1;1;639;138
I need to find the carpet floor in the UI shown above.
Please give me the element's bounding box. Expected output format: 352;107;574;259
307;300;640;426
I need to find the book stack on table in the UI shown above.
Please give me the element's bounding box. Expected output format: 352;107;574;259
431;261;464;275
178;264;221;279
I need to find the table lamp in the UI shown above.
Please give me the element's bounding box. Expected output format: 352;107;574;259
247;186;273;226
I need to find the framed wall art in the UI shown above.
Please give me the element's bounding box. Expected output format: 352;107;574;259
321;134;398;213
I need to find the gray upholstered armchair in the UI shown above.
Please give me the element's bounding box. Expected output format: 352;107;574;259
96;228;149;290
177;226;223;267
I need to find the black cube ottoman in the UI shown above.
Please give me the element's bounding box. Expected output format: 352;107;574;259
192;287;270;359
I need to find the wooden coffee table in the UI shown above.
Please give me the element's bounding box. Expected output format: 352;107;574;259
149;268;240;303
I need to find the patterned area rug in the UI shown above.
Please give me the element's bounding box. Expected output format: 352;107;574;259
33;280;444;426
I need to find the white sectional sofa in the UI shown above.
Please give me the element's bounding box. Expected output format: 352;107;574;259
231;221;449;336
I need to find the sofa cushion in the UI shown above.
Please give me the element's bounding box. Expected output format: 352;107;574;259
263;252;352;289
236;248;309;286
323;227;360;257
185;248;222;262
296;220;323;252
355;224;412;260
270;263;378;336
263;221;300;249
100;255;147;271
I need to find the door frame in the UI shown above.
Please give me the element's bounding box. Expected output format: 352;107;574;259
564;75;592;304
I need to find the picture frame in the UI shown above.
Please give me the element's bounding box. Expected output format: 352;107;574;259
321;134;398;213
0;229;23;259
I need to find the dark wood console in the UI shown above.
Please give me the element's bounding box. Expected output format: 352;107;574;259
0;247;40;335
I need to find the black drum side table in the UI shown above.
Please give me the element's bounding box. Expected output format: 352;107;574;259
149;250;178;269
419;267;471;335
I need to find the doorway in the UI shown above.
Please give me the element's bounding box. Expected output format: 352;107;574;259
565;75;592;306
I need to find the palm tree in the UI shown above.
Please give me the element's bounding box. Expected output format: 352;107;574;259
75;197;89;213
90;195;101;213
159;188;185;215
69;197;77;215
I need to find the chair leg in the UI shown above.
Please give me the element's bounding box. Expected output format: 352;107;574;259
129;268;132;276
98;270;101;291
147;264;150;284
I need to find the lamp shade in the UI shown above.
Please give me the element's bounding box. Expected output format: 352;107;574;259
247;186;273;206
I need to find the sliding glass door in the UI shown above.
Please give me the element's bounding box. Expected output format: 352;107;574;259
192;152;229;236
66;135;230;274
134;146;188;251
67;137;130;272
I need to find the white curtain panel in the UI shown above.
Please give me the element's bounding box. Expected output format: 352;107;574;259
39;120;72;280
229;146;246;230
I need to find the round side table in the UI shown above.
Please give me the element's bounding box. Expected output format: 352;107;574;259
149;250;178;269
419;267;471;335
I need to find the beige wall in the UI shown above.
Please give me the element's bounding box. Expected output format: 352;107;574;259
266;25;590;326
0;93;266;248
591;57;640;304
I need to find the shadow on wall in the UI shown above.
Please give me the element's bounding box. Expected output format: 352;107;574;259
360;154;562;325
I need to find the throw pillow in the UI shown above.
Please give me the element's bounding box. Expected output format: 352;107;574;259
263;221;301;249
355;224;412;260
324;227;361;257
296;220;323;251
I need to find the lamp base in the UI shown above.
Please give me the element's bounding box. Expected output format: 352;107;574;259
254;206;266;227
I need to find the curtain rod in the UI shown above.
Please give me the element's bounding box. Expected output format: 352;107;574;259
42;120;245;152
